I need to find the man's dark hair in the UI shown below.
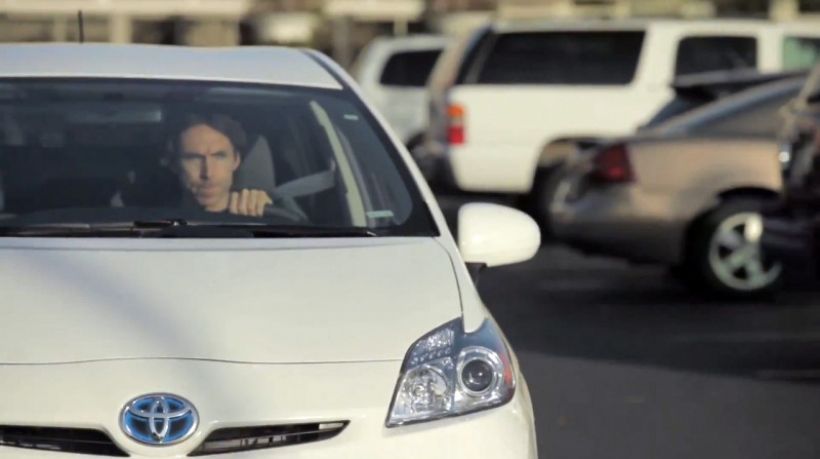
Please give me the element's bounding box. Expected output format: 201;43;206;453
172;113;248;157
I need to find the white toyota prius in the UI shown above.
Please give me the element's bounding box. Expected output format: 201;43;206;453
0;44;540;458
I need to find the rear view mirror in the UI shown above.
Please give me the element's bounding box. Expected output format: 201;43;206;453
458;203;540;268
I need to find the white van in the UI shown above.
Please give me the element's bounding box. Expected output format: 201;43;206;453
353;35;449;150
420;19;820;197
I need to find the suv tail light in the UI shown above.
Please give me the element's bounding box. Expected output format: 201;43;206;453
591;143;634;183
447;103;465;145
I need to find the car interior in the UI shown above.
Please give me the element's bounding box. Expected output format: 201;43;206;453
0;96;375;227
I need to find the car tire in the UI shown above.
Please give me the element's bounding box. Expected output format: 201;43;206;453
688;199;783;298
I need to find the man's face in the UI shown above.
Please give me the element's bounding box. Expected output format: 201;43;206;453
177;123;241;212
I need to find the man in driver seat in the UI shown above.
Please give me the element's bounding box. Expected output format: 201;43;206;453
172;113;272;216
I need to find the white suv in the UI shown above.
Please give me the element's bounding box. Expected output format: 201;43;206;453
420;19;820;197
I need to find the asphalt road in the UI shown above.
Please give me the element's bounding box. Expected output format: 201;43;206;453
438;195;820;459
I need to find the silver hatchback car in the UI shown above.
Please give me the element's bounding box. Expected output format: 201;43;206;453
551;77;803;297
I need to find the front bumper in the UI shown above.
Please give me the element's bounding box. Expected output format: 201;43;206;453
0;359;536;458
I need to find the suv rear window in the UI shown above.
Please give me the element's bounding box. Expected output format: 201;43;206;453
675;36;757;77
470;31;645;85
379;50;442;87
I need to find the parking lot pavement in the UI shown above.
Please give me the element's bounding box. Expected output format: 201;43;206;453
437;195;820;459
479;244;820;459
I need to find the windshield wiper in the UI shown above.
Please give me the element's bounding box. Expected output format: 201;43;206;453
0;222;169;237
209;224;380;238
0;219;193;236
122;220;380;237
0;221;380;238
131;218;190;228
0;220;238;238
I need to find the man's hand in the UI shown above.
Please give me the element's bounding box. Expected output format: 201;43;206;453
228;189;273;217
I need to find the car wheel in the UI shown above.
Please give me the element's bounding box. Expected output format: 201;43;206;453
690;200;782;297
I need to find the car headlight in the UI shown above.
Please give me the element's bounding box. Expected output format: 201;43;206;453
385;318;515;427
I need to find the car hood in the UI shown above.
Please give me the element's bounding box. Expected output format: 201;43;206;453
0;238;462;364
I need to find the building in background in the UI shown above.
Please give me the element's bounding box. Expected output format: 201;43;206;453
0;0;251;45
0;0;818;67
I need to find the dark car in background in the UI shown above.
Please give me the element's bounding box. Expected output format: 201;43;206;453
763;65;820;283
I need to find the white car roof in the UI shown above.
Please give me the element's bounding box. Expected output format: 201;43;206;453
0;43;343;90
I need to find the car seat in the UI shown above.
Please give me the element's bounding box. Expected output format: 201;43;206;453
234;135;309;220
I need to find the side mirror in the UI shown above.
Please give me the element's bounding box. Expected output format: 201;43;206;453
458;203;541;268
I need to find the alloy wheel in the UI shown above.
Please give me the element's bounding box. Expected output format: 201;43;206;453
707;212;781;292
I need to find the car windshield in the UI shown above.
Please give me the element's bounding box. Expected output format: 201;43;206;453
0;79;436;237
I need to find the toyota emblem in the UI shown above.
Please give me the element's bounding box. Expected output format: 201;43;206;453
120;394;198;446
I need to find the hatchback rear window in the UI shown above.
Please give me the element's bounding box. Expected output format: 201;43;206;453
471;31;645;85
675;36;757;77
379;50;442;87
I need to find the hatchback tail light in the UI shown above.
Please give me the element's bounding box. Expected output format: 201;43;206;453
591;143;634;183
447;103;465;145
